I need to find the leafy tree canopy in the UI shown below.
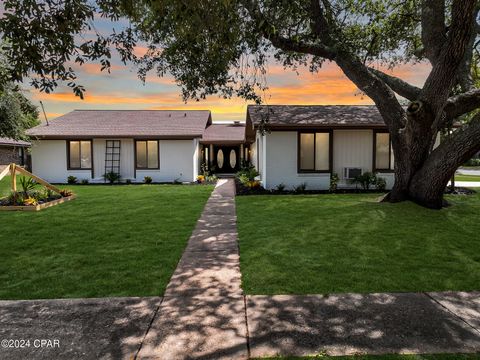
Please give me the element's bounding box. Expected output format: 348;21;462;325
0;44;39;139
0;0;430;102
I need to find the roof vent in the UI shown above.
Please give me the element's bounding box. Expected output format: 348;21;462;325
184;113;187;117
233;120;241;125
168;113;171;117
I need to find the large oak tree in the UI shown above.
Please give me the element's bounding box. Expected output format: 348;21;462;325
2;0;480;208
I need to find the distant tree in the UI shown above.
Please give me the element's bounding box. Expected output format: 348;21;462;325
1;0;480;208
0;83;39;139
0;43;39;139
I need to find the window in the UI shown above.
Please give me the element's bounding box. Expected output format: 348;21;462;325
374;132;393;171
136;140;159;169
298;132;331;172
68;140;92;169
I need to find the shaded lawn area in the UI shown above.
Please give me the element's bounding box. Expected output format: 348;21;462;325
237;192;480;295
260;354;480;360
455;174;480;182
0;181;213;299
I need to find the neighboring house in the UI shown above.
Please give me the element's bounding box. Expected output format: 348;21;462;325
0;137;30;169
26;105;438;188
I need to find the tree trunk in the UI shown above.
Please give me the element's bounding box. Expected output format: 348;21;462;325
385;112;480;209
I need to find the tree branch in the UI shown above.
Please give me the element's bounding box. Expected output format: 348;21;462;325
421;0;447;65
310;0;329;39
421;0;477;114
444;88;480;119
242;0;336;60
368;68;421;101
336;56;406;133
457;6;480;91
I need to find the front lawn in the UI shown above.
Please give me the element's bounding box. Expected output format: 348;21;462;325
455;174;480;182
237;193;480;295
0;181;213;299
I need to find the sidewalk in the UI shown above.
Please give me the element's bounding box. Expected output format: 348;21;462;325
0;179;479;359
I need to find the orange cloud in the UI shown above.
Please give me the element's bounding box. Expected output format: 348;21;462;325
31;61;430;121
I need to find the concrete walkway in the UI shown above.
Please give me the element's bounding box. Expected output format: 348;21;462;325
136;179;248;359
1;179;479;359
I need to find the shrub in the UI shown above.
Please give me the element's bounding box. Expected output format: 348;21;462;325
19;177;37;195
60;189;74;197
80;179;89;185
144;176;153;184
276;183;286;192
197;175;205;183
295;182;307;193
125;179;132;184
5;191;24;206
352;172;377;190
200;162;210;177
205;174;218;183
28;190;45;201
67;176;78;184
103;171;121;184
44;188;55;199
375;176;387;191
236;166;259;186
464;158;480;166
330;173;339;192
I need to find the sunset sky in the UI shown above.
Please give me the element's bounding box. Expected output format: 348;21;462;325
23;14;432;122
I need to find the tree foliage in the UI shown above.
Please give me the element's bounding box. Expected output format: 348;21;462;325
0;44;39;139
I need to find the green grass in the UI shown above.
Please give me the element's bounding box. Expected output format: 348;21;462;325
259;354;480;360
0;180;213;299
455;174;480;182
237;193;480;295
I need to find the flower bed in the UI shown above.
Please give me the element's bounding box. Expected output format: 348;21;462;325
0;195;76;211
0;164;75;211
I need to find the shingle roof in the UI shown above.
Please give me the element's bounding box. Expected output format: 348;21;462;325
201;123;246;143
26;110;211;138
247;105;388;128
0;137;31;147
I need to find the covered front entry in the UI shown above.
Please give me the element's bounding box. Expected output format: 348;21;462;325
201;143;251;174
213;145;240;173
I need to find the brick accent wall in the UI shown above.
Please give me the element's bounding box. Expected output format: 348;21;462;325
0;146;22;166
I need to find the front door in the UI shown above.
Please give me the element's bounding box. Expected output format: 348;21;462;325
213;146;240;173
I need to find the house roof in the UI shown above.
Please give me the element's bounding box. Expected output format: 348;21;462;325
0;137;31;147
247;105;388;128
201;123;246;143
26;110;212;138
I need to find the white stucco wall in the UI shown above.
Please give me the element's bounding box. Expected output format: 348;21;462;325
256;129;398;191
31;138;198;184
93;139;135;180
262;131;330;190
31;140;92;183
333;130;373;180
135;139;197;183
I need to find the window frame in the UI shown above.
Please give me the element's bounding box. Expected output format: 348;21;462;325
373;130;393;172
67;140;93;170
297;130;333;174
134;140;160;170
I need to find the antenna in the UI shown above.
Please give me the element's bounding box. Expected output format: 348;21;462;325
39;101;49;126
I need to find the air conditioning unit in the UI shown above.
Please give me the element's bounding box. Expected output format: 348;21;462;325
344;167;362;179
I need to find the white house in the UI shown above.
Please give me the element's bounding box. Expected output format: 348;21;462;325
27;105;435;189
26;110;213;183
246;105;406;190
